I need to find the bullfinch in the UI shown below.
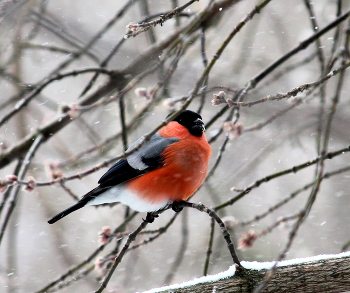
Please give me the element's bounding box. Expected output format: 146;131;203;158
48;110;211;224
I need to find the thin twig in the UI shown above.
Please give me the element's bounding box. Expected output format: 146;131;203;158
178;201;242;269
126;212;179;252
303;0;325;73
58;102;153;168
205;8;350;137
18;42;77;56
59;182;80;202
222;60;350;108
79;10;192;97
28;11;99;62
197;26;209;114
45;0;137;77
34;211;138;293
244;99;303;132
0;134;44;245
61;39;187;168
206;135;229;179
125;0;199;38
0;0;241;171
303;0;326;156
0;68;115;127
215;144;350;211
94;219;150;293
119;95;128;151
328;0;343;63
194;0;273;105
258;51;318;90
250;9;350;88
203;217;215;276
240;165;350;226
138;0;157;43
254;18;350;293
0;161;22;217
163;210;189;284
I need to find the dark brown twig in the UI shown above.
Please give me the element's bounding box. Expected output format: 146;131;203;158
0;134;44;245
215;144;350;211
0;68;115;127
163;210;189;284
178;201;242;269
94;219;150;293
34;211;138;293
125;0;199;38
240;165;350;226
203;217;215;276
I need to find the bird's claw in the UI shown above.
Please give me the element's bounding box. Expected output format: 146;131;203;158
172;201;184;213
144;212;158;223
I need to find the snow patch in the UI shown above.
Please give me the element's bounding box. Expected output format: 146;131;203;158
140;251;350;293
140;265;236;293
242;251;350;270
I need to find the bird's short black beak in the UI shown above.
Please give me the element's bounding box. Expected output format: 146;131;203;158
194;118;205;132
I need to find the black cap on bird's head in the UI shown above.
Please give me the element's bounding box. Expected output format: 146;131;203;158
169;110;205;137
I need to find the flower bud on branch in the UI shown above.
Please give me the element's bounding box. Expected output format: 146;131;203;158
222;121;243;140
22;176;36;192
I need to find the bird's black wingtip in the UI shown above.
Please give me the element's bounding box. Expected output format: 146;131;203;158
47;218;56;224
47;200;87;224
47;213;64;224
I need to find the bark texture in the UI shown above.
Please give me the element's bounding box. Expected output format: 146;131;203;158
151;255;350;293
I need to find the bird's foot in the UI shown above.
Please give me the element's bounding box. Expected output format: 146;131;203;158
144;212;158;223
172;201;184;213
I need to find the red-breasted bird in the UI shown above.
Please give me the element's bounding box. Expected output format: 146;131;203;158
48;110;211;224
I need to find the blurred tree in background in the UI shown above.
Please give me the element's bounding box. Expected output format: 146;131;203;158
0;0;350;292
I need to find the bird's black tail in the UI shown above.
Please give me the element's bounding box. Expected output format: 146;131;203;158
47;201;86;224
48;186;107;224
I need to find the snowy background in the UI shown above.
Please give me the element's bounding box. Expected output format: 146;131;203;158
0;0;350;292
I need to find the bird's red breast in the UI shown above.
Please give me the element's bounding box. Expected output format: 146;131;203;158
125;121;211;204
